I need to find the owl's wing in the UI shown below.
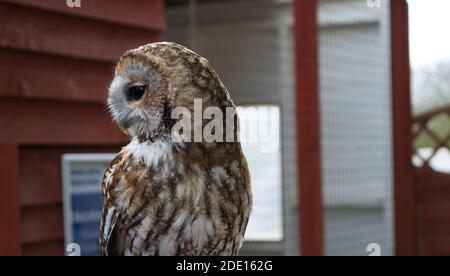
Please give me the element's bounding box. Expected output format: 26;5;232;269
99;206;119;256
99;153;123;256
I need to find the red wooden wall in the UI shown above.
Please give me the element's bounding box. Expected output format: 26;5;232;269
413;107;450;255
0;0;165;256
416;167;450;255
391;0;417;256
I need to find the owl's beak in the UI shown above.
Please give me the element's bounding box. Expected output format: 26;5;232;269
117;122;129;135
116;115;139;136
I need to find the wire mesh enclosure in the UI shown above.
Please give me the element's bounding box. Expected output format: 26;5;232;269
317;0;395;256
165;0;407;256
166;0;298;255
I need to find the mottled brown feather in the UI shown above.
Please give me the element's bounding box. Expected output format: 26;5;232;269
100;42;252;256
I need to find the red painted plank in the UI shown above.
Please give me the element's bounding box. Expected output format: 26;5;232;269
419;220;450;238
19;146;122;256
294;0;324;256
416;168;450;203
22;240;64;256
20;148;64;207
391;0;417;256
21;205;63;244
3;0;166;31
0;48;114;103
0;145;21;256
0;2;162;62
419;202;450;223
419;238;450;256
0;99;128;145
20;146;121;206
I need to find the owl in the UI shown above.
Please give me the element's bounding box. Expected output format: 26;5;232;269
99;42;252;256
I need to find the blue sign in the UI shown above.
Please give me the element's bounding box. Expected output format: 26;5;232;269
62;154;115;256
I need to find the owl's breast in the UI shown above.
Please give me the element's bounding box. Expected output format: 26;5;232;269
106;139;252;256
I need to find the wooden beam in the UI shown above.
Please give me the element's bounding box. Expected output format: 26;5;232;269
0;145;21;256
0;48;113;103
21;205;63;244
22;240;63;256
2;0;166;31
391;0;417;256
0;1;162;62
20;146;122;207
0;99;128;145
293;0;324;256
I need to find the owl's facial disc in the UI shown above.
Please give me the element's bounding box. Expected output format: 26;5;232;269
115;85;147;134
108;61;165;139
116;111;141;135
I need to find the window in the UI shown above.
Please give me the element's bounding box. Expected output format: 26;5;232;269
237;106;283;242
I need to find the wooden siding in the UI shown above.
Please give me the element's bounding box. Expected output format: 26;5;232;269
0;146;21;256
416;168;450;255
0;0;165;255
20;146;121;255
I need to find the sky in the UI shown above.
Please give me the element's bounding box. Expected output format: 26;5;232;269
408;0;450;70
408;0;450;111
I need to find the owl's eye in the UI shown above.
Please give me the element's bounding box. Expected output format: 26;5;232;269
127;85;146;101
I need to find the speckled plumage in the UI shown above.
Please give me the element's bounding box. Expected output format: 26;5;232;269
100;42;252;256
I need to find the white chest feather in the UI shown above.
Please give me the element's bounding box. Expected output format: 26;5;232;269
124;138;173;168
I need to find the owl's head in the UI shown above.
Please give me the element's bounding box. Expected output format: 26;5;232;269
107;42;234;142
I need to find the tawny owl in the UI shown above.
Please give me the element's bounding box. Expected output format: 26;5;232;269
99;42;252;256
